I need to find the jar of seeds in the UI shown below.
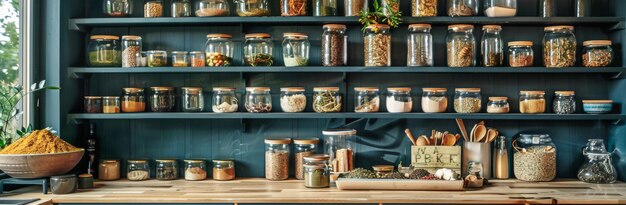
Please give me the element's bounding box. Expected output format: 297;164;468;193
121;36;142;68
313;87;342;113
508;41;533;67
407;24;433;67
244;33;274;66
127;160;150;181
447;0;478;16
195;0;230;16
282;33;310;67
189;51;206;67
144;0;164;17
146;50;167;67
454;88;481;113
322;24;348;66
149;87;175;112
582;40;613;67
212;87;238;113
519;91;546;114
447;24;475;67
421;88;447;113
513;134;556;182
487;97;509;113
364;24;391;67
155;159;178;180
481;25;503;67
265;138;291;181
245;87;272;113
354;87;380;113
280;87;306;113
205;34;234;67
387;87;413;113
235;0;271;16
294;139;319;180
171;51;189;67
412;0;438;16
553;91;575;114
543;26;576;68
345;0;368;16
171;0;192;17
182;87;204;112
313;0;337;16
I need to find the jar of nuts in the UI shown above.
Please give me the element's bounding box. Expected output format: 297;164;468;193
144;0;164;17
205;34;234;67
582;40;613;67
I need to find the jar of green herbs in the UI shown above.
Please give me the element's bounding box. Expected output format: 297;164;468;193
88;35;121;67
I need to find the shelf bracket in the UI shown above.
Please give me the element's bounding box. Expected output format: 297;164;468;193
608;71;624;80
608;21;625;31
611;118;622;125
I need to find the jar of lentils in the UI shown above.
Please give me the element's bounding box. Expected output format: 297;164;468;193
582;40;613;67
313;87;342;113
519;91;546;114
322;24;347;66
121;35;142;68
212;87;238;113
508;41;533;67
553;91;576;114
265;138;291;181
487;97;510;113
205;34;234;67
447;24;475;67
407;24;433;67
454;88;482;113
245;87;272;113
182;87;204;112
354;87;380;113
149;87;175;112
294;139;319;180
244;33;274;66
543;26;576;68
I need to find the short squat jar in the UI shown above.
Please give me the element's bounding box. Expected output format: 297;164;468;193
122;88;146;113
189;51;206;67
195;0;230;16
508;41;533;67
447;0;478;16
447;24;475;67
582;40;613;67
313;87;342;113
213;159;236;180
205;34;234;67
146;50;168;67
386;87;413;113
354;87;380;113
265;138;291;181
322;24;348;66
235;0;270;16
212;87;238;113
280;87;307;113
102;96;121;114
245;87;272;113
543;26;576;68
171;51;189;67
294;139;319;180
155;159;178;180
282;33;310;67
281;0;307;16
303;155;330;188
519;91;546;114
144;0;164;17
127;160;150;181
99;159;120;181
182;87;204;112
171;0;192;17
421;88;448;113
183;160;207;181
454;88;482;113
364;24;391;67
244;33;274;66
487;97;510;113
84;96;103;113
481;25;503;67
104;0;134;17
407;24;433;67
149;87;175;112
553;91;576;114
88;35;121;67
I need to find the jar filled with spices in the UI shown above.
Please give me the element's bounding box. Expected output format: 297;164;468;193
195;0;230;16
314;0;337;16
102;96;121;114
171;0;192;17
205;34;234;67
323;129;356;174
189;51;206;67
448;0;478;16
421;88;447;113
484;0;517;17
582;40;613;67
265;138;291;181
481;25;503;67
122;88;146;113
281;0;307;16
519;91;546;114
144;0;164;17
99;159;120;181
513;134;556;182
282;33;310;67
543;26;576;68
171;51;189;67
553;91;575;114
184;160;207;181
182;87;204;112
447;24;475;67
313;87;342;113
245;87;272;113
156;159;178;180
280;87;307;113
454;88;482;113
149;87;175;112
88;35;121;67
354;87;380;113
212;87;238;113
322;24;348;66
85;96;103;113
345;0;368;16
235;0;270;16
244;33;274;66
508;41;533;67
387;87;413;113
487;97;509;113
104;0;134;17
121;36;142;68
364;24;391;67
294;139;319;180
303;155;330;188
407;24;433;67
127;160;150;181
412;0;438;16
577;139;617;184
213;159;236;180
146;50;168;67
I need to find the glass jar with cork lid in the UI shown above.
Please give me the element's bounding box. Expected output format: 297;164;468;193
294;138;319;180
121;35;142;68
553;91;575;114
99;159;120;181
205;34;234;67
487;97;509;113
127;159;150;181
244;33;274;66
447;0;478;16
364;24;391;67
582;40;613;67
155;159;178;180
235;0;270;16
508;41;533;67
447;24;475;67
88;35;121;67
213;159;236;180
481;25;503;67
212;87;238;113
313;87;342;113
265;138;291;181
303;154;330;188
543;26;576;68
122;88;146;113
182;87;204;112
387;87;412;113
322;24;347;66
454;88;481;113
184;160;207;181
149;87;176;112
245;87;272;113
323;129;356;177
280;87;306;113
519;91;546;114
195;0;230;16
421;88;447;113
144;0;164;17
282;33;310;67
354;87;380;113
102;96;121;114
407;24;433;67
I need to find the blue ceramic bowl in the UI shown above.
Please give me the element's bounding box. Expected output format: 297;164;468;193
582;100;613;114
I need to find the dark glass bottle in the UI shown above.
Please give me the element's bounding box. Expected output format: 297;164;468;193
86;123;98;176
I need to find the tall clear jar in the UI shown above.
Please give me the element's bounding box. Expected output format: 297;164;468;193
265;138;291;181
182;87;204;112
282;33;310;67
553;91;575;114
543;26;576;68
195;0;230;16
294;139;319;180
144;0;164;17
184;160;207;181
381;0;400;16
313;87;342;113
364;24;391;67
386;87;412;113
171;51;189;67
519;91;546;114
189;51;206;67
149;87;175;112
102;96;121;114
447;24;475;67
121;36;142;68
582;40;613;67
212;87;238;113
407;24;433;67
575;0;590;17
127;160;150;181
280;87;307;113
447;0;478;16
281;0;307;16
104;0;134;17
345;0;368;16
171;0;192;17
354;87;380;113
323;129;357;174
122;88;146;113
155;159;178;180
235;0;270;16
205;34;234;67
245;87;272;113
454;88;482;113
484;0;517;17
314;0;337;16
508;41;533;67
212;159;236;180
421;88;447;113
412;0;437;16
322;24;347;66
513;134;556;182
481;25;503;67
146;50;168;67
487;97;509;113
539;0;555;17
244;33;274;66
88;35;121;67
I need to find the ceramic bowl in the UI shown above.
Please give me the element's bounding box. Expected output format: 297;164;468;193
582;100;613;114
0;149;84;179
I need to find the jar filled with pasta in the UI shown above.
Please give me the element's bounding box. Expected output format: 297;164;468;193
122;88;146;113
322;24;347;66
543;26;576;68
354;87;380;113
447;24;475;67
244;33;274;66
519;91;546;114
282;33;310;67
212;87;238;113
127;160;150;181
508;41;533;67
281;0;307;16
481;25;503;67
582;40;613;67
144;0;164;17
313;87;342;113
407;24;433;67
364;24;391;67
205;34;234;67
245;87;272;113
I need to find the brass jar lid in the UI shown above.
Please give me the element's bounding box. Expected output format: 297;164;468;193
422;88;447;92
313;87;340;92
354;87;379;92
90;35;119;40
508;41;533;47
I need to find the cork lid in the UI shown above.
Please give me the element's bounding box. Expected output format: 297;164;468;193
372;165;394;172
122;35;142;40
555;91;575;96
155;159;177;163
102;96;120;99
280;87;305;92
182;87;202;91
213;87;236;91
90;35;119;40
84;96;102;99
544;25;574;31
322;129;357;136
150;86;175;91
519;91;545;95
354;87;379;91
408;24;432;29
508;41;533;47
583;40;612;46
422;88;447;92
264;138;292;144
245;33;271;38
127;159;149;163
206;34;233;39
489;97;508;101
303;154;330;161
212;159;234;163
171;51;188;55
283;33;308;38
323;24;347;29
455;88;481;92
313;87;340;91
123;88;144;93
246;87;270;91
387;87;411;92
448;24;474;31
582;100;613;104
183;159;205;163
100;159;119;163
293;138;320;145
366;24;390;29
482;25;502;30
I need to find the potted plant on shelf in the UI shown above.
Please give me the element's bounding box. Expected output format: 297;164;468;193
359;0;402;67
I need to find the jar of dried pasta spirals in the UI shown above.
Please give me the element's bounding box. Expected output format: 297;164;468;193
582;40;613;67
519;91;546;114
447;24;475;67
543;26;576;68
364;24;391;67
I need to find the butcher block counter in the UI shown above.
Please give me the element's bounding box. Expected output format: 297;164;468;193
3;178;626;205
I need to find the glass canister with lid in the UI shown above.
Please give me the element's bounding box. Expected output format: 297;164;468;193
149;87;176;112
282;33;310;67
354;87;380;113
102;96;121;113
205;34;234;67
447;24;475;67
88;35;121;67
313;87;342;113
345;0;368;16
447;0;478;16
281;0;307;16
121;36;142;68
182;87;204;112
85;96;103;113
322;24;348;66
195;0;230;16
155;159;178;180
244;33;274;67
144;0;164;17
381;0;400;16
454;88;482;113
578;139;617;184
508;41;533;67
543;26;576;68
484;0;517;17
513;134;556;182
323;129;357;174
582;40;613;67
127;159;150;181
171;0;192;17
245;87;272;113
146;50;168;67
171;51;189;67
265;138;291;181
481;25;503;67
421;88;448;113
386;87;412;113
412;0;438;17
99;159;120;181
303;155;330;188
407;24;433;67
553;91;575;114
212;87;238;113
213;159;236;180
235;0;270;16
122;88;146;112
487;97;509;113
313;0;337;16
189;51;206;67
364;24;391;67
184;160;207;181
519;91;546;114
280;87;307;113
294;138;320;180
104;0;134;17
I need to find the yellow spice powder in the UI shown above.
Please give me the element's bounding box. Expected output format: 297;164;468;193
0;129;80;154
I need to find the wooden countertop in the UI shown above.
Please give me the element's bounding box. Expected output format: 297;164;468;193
3;178;626;204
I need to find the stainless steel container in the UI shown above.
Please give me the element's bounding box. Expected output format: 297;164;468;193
50;174;77;194
462;142;492;179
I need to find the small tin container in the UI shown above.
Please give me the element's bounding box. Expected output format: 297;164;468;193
50;174;78;194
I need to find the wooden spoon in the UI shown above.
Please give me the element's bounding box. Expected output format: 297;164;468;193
455;118;469;142
470;124;478;142
404;128;417;145
443;133;457;146
473;124;487;143
486;129;498;143
415;135;430;146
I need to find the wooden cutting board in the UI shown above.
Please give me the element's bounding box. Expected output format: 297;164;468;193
335;178;465;191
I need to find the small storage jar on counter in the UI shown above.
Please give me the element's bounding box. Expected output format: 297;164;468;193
519;91;546;114
294;138;319;180
122;88;146;113
454;88;481;113
205;34;234;67
149;87;176;112
282;33;310;67
484;0;517;17
281;0;307;16
304;155;330;188
313;87;342;113
481;25;503;67
265;138;291;181
88;35;121;67
323;129;356;174
421;88;447;113
313;0;337;16
171;51;189;67
195;0;230;16
104;0;134;17
184;160;207;181
102;96;120;114
244;33;274;66
354;87;380;113
212;159;236;180
513;134;556;182
447;24;475;67
235;0;270;16
84;96;103;113
543;26;576;68
212;87;238;113
508;41;533;67
577;139;617;184
245;87;272;113
170;0;192;17
487;97;509;113
280;87;307;113
553;91;575;114
146;50;168;67
412;0;438;17
144;0;164;17
407;24;433;67
127;159;150;181
322;24;348;66
582;40;613;67
447;0;478;16
99;159;120;181
364;24;391;67
156;159;178;180
121;35;142;68
182;87;204;112
386;87;412;113
345;0;368;16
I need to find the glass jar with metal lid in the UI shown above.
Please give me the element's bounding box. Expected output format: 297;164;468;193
146;50;168;67
171;51;189;67
407;24;433;67
204;34;233;67
481;25;503;67
484;0;517;17
212;87;238;113
189;51;206;67
582;40;613;67
104;0;134;17
280;87;306;113
213;159;236;180
122;88;146;113
553;91;575;114
245;87;272;113
412;0;437;17
155;159;178;180
144;0;164;17
322;24;347;66
235;0;270;16
422;88;447;113
195;0;230;16
323;129;357;174
99;159;120;181
487;97;509;113
543;26;576;68
447;24;475;67
121;35;142;68
149;87;176;112
364;24;391;67
519;91;546;114
182;87;204;112
171;0;192;17
447;0;478;16
282;33;310;67
281;0;307;16
303;155;330;188
454;88;482;113
85;96;103;113
265;138;291;181
354;87;380;113
294;139;320;180
345;0;367;16
102;96;121;114
184;160;207;181
387;87;412;113
313;0;337;16
127;159;150;181
88;35;121;67
313;87;342;113
244;33;273;66
508;41;533;67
